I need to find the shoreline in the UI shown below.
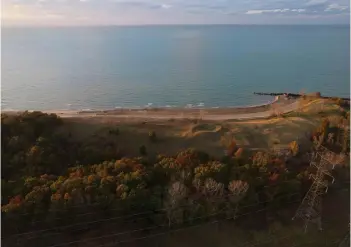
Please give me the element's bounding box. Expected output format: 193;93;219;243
2;97;278;114
2;97;300;121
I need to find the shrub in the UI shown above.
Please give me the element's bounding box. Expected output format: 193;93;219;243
227;140;237;156
336;98;350;108
175;148;207;168
108;128;119;135
149;131;157;142
252;152;269;167
235;148;244;158
139;145;147;156
272;139;280;145
194;161;227;182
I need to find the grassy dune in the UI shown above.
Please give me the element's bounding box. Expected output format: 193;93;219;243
61;98;343;158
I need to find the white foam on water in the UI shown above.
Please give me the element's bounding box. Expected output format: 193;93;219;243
130;106;142;109
2;108;15;111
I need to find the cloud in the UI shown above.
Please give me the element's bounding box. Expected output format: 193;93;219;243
245;10;264;14
245;8;305;15
324;3;348;11
160;4;172;9
104;1;174;10
2;0;350;26
291;9;306;12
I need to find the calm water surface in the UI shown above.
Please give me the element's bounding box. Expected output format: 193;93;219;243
2;25;350;110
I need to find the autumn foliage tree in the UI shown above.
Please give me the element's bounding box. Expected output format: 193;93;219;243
289;141;299;156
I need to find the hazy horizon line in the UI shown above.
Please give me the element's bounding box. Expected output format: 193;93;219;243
3;23;350;28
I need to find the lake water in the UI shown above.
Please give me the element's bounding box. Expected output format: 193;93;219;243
2;25;350;111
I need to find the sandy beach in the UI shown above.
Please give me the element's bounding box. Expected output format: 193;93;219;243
0;96;332;161
19;97;298;121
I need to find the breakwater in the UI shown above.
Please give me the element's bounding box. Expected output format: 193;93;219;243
253;92;350;101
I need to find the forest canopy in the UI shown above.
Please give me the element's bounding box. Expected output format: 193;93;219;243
1;110;349;246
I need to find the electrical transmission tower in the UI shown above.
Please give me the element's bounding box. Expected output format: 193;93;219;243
336;120;350;152
338;232;350;247
337;224;350;247
317;145;346;169
292;148;342;233
341;127;350;153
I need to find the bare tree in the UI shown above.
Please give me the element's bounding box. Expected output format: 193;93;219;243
166;181;188;227
192;178;202;192
227;180;249;219
201;178;225;215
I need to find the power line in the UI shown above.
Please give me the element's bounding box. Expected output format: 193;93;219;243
4;193;233;238
39;198;301;247
3;195;142;218
4;182;300;238
240;234;292;247
52;199;300;247
28;182;298;225
19;192;223;225
6;193;300;245
5;191;299;240
92;222;346;247
6;165;306;219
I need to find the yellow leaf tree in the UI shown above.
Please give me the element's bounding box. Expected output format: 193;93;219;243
289;141;299;156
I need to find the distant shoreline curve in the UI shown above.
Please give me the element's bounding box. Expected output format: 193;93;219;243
2;96;279;114
2;97;303;121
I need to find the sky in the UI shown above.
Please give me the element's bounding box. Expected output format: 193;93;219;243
1;0;350;26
